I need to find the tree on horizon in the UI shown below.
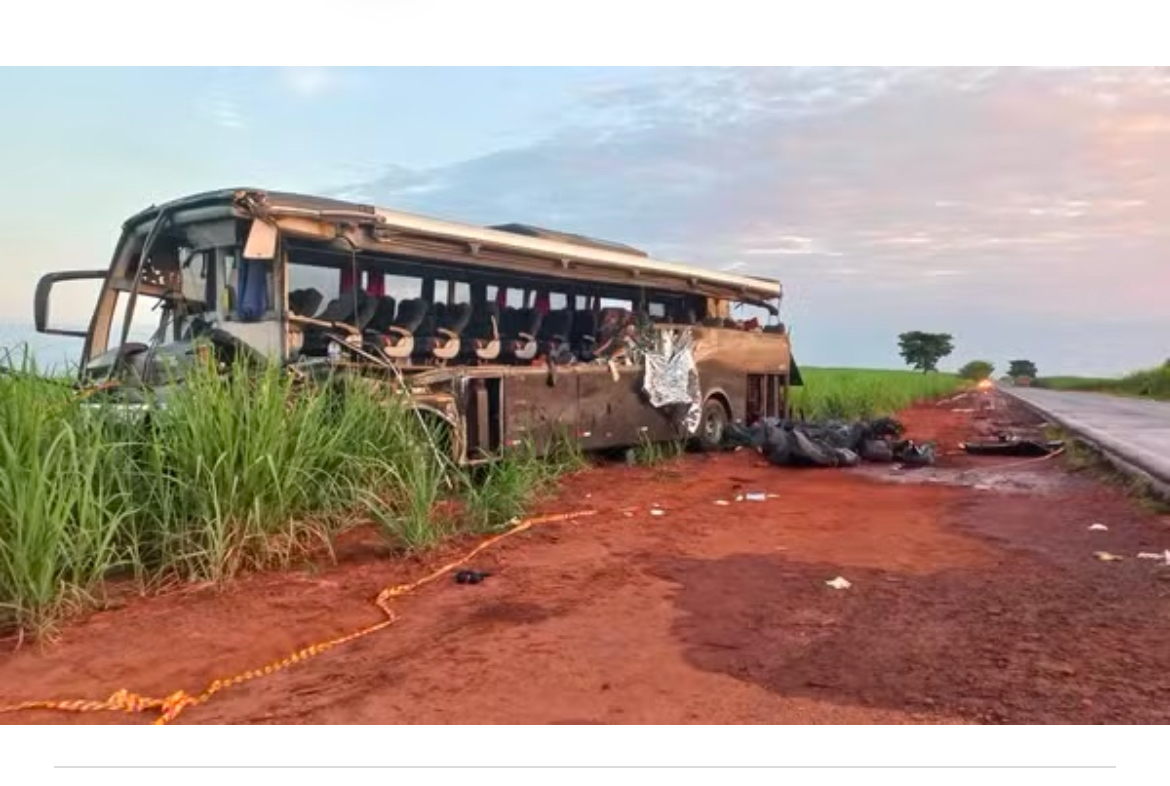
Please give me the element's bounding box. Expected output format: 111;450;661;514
897;331;955;373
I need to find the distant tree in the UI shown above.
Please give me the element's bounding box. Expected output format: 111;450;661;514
958;360;995;381
897;331;955;373
1008;359;1038;379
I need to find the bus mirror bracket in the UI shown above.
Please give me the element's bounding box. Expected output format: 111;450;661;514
34;269;108;337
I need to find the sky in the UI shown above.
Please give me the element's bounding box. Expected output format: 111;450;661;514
1;66;1167;376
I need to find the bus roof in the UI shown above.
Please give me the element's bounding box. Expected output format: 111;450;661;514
125;188;784;302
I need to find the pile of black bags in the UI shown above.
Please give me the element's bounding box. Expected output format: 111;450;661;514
723;416;937;468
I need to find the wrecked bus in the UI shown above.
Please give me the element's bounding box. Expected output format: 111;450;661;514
33;188;800;461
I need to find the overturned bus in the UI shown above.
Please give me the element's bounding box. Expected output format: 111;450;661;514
34;188;801;461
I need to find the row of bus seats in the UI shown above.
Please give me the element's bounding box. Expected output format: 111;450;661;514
287;287;779;365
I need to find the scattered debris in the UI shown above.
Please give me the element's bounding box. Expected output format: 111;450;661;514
825;576;852;590
649;508;666;517
1136;551;1170;564
454;570;491;585
896;440;936;467
744;492;767;502
1088;523;1109;532
724;416;934;469
962;436;1064;457
1093;551;1124;562
714;500;731;506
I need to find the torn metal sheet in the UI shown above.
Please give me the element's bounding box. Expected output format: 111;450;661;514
641;328;703;435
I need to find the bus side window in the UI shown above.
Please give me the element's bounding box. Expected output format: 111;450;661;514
597;297;631;310
732;302;775;331
383;274;421;302
286;257;340;319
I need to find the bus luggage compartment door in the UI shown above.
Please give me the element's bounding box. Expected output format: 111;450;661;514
576;364;677;450
500;368;580;455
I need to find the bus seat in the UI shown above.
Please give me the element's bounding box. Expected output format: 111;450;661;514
288;288;324;318
421;301;472;361
380;297;427;359
353;291;380;331
539;307;575;361
408;302;442;359
360;295;397;353
298;290;377;356
500;306;542;362
570;309;598;360
315;294;358;324
465;302;501;361
366;296;398;334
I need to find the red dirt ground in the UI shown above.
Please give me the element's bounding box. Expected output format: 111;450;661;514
3;389;1170;725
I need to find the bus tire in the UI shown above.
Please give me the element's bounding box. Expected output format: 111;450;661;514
696;397;729;452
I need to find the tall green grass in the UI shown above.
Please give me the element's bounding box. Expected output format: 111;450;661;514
1036;364;1170;400
790;367;964;421
0;352;572;638
0;352;133;635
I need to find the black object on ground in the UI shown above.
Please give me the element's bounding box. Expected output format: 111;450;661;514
455;569;492;585
725;416;933;469
962;438;1064;457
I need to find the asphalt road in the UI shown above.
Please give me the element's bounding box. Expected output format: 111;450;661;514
1002;386;1170;488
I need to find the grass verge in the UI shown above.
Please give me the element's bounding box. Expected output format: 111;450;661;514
0;353;579;640
791;367;964;421
1035;364;1170;401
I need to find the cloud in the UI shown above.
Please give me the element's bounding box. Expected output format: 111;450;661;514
335;66;1170;375
280;67;347;98
210;99;245;129
197;68;248;130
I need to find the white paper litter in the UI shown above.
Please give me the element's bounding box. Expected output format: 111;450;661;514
649;508;666;517
825;576;852;590
744;492;767;502
1088;523;1108;531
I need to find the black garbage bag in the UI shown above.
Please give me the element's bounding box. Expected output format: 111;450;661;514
734;414;916;470
765;429;794;466
860;439;894;462
791;430;838;467
834;447;861;467
724;423;758;448
865;416;906;441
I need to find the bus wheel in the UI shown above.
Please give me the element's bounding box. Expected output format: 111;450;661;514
697;397;729;451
